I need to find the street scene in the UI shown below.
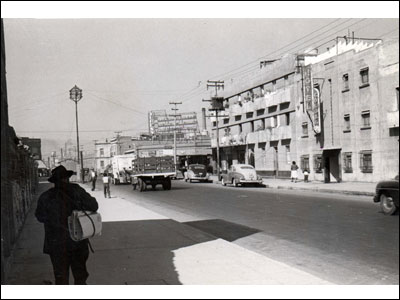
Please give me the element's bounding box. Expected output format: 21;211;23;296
1;2;399;299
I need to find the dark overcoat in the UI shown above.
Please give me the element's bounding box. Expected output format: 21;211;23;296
35;183;99;255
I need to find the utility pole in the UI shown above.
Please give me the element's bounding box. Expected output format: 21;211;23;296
114;131;122;155
169;102;182;174
93;139;98;172
203;80;224;181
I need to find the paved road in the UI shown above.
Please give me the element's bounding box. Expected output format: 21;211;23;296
107;179;399;285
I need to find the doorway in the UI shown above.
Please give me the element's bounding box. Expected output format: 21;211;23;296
323;149;342;183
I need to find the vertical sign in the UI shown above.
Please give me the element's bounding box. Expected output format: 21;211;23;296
312;87;321;133
303;65;313;111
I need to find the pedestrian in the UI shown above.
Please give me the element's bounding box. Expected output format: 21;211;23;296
102;172;111;198
303;169;309;182
90;169;97;191
291;161;299;183
35;165;99;285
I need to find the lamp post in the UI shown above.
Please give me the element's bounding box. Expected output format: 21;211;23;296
69;85;83;182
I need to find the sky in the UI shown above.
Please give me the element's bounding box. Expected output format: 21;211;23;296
2;2;399;160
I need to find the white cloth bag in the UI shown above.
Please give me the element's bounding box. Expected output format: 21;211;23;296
68;210;102;241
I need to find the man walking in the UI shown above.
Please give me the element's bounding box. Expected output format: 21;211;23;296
35;165;99;285
102;172;111;198
90;169;97;191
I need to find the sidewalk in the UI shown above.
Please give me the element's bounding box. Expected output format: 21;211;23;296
209;175;376;197
5;181;332;285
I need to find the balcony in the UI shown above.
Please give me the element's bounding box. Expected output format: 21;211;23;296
212;126;292;148
264;88;292;107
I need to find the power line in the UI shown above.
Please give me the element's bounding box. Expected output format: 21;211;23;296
208;18;346;81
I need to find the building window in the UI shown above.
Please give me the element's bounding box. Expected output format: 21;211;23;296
223;118;229;124
257;109;265;116
343;152;353;173
361;111;371;129
302;122;308;137
100;148;104;157
360;67;369;87
246;112;253;119
212;121;217;127
301;155;310;171
235;115;242;122
313;154;323;173
344;114;351;132
360;150;373;173
342;73;349;92
100;160;104;168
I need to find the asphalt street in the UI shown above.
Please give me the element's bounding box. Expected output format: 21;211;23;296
106;179;399;285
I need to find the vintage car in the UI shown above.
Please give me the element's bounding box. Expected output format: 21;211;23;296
220;164;263;187
184;164;210;183
373;175;399;215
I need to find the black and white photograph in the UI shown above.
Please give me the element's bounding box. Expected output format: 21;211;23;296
1;1;399;299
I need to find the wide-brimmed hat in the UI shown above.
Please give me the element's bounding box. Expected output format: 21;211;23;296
48;165;74;183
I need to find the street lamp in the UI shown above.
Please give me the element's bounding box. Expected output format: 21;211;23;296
69;85;83;182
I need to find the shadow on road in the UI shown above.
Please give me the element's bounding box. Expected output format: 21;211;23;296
183;219;261;242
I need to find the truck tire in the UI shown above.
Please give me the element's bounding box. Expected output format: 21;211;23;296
163;178;172;190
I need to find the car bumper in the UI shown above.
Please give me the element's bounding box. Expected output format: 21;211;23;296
239;179;263;184
191;177;209;181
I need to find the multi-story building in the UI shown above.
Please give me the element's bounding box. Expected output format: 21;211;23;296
211;38;399;182
94;136;135;173
300;38;399;182
211;54;301;177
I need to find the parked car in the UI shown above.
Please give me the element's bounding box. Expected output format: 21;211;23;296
220;164;263;187
373;175;399;215
184;164;210;183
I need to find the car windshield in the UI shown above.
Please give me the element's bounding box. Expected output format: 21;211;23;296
239;166;254;170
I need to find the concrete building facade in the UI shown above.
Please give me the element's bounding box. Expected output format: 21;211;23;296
211;38;399;182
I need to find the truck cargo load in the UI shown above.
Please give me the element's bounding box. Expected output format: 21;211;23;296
131;155;175;191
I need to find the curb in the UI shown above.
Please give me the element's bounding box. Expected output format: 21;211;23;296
210;177;374;197
274;185;374;197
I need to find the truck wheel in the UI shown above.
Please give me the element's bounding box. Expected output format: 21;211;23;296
380;193;397;215
166;178;172;190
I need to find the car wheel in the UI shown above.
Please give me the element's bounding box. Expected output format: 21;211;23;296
233;178;239;187
221;178;226;186
380;193;397;215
